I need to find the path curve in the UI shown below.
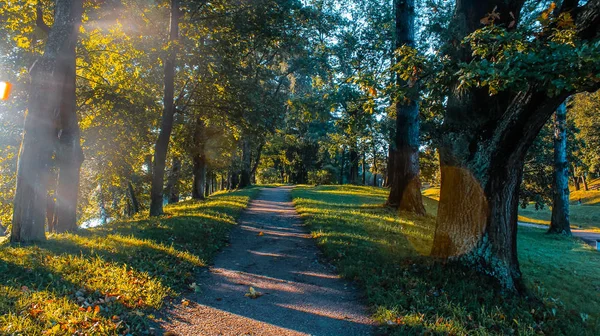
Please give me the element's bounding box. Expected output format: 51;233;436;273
519;222;600;247
161;186;375;335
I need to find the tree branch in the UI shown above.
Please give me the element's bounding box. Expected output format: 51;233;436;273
573;0;600;40
36;1;51;34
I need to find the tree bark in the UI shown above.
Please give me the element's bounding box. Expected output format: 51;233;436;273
428;0;600;292
572;167;581;190
127;181;140;215
250;141;265;184
165;156;181;203
239;138;252;188
53;11;84;233
149;0;179;216
386;0;426;214
549;103;571;235
582;174;589;191
373;144;378;186
11;0;83;242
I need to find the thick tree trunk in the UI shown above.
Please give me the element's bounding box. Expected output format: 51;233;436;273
165;156;181;203
387;0;425;214
127;181;140;215
11;0;83;242
53;36;84;233
433;0;600;291
239;138;252;188
549;103;571;235
149;0;179;216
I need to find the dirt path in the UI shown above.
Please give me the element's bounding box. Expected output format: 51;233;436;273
519;222;600;247
160;186;374;336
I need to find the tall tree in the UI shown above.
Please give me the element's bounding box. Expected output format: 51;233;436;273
53;0;85;233
386;0;426;214
150;0;180;216
549;102;571;235
11;0;83;242
430;0;600;291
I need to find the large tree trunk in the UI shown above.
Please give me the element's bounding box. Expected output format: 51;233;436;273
239;138;252;188
149;0;179;216
53;21;84;233
549;103;571;235
11;0;83;242
165;156;181;203
386;0;425;214
428;0;600;292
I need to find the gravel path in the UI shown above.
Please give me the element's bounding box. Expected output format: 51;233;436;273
519;222;600;247
160;186;375;336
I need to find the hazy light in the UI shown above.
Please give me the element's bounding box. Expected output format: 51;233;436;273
0;82;11;100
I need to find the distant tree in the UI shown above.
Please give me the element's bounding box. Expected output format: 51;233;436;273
549;102;571;235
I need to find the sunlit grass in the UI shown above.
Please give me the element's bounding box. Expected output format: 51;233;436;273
0;188;259;335
293;185;600;335
425;187;600;231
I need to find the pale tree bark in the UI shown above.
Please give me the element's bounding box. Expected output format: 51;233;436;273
11;0;83;242
387;0;426;214
549;103;571;235
431;0;600;292
53;8;84;232
150;0;179;216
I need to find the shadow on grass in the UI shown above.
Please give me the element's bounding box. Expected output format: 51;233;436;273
0;188;259;335
293;185;600;335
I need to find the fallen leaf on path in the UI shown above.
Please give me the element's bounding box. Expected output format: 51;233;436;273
257;232;264;236
245;287;263;299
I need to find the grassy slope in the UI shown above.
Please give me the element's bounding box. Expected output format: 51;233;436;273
0;188;259;335
425;187;600;232
293;185;600;335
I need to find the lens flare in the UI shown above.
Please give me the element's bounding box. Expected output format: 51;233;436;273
0;81;11;100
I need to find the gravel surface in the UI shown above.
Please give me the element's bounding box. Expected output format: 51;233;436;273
160;186;375;336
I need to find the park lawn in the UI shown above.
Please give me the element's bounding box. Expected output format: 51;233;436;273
293;185;600;336
425;187;600;232
0;187;259;335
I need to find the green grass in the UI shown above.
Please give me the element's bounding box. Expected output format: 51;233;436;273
293;185;600;335
0;187;259;335
425;187;600;232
